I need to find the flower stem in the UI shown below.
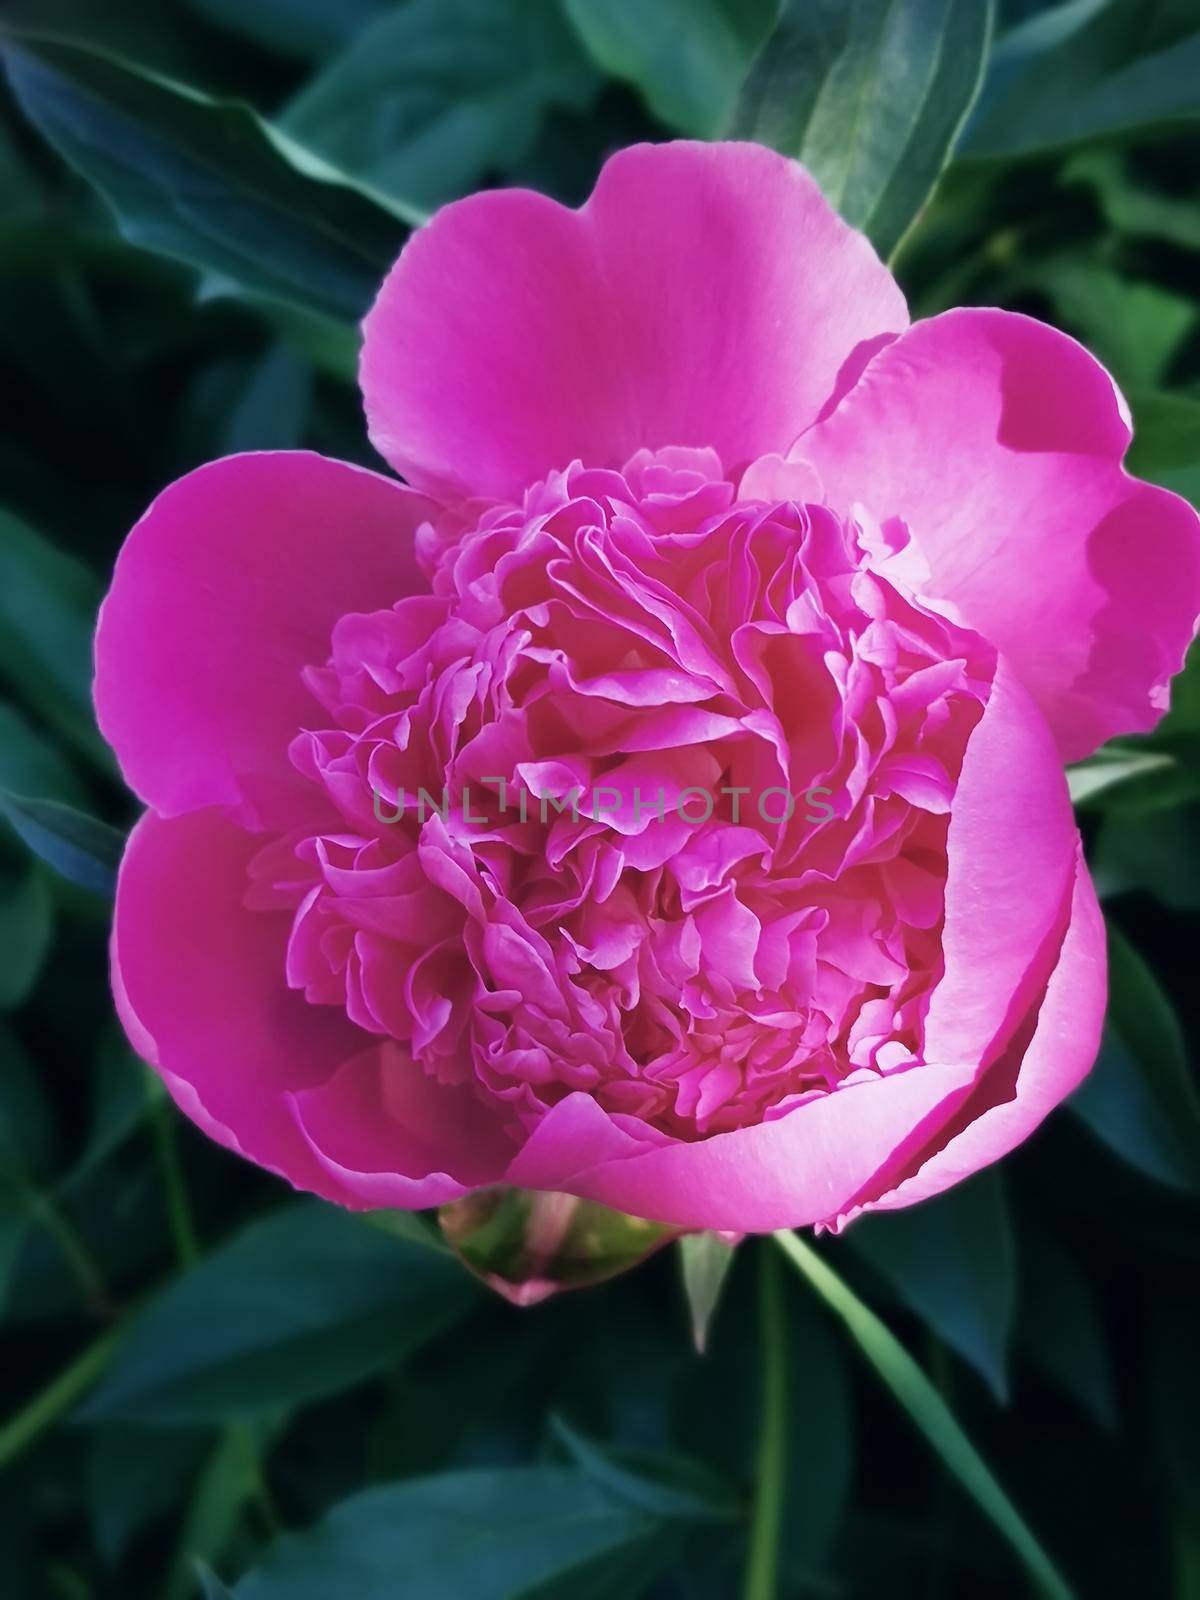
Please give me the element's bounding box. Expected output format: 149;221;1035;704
774;1229;1073;1600
742;1239;788;1600
0;1323;123;1468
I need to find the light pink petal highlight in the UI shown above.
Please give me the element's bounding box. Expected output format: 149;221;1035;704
361;141;907;501
923;659;1077;1069
848;844;1105;1217
803;307;1200;760
523;1062;978;1232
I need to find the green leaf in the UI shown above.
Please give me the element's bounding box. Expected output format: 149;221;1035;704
167;1426;275;1600
1069;923;1200;1192
62;1033;159;1193
564;0;777;138
0;1022;57;1182
1066;148;1200;254
185;0;390;62
86;1426;208;1562
0;702;88;809
774;1230;1071;1600
848;1171;1016;1399
220;344;314;455
0;507;105;767
550;1418;739;1523
195;1565;236;1600
2;1025;71;1317
1019;1236;1116;1429
81;1200;479;1423
0;31;416;325
0;791;124;896
232;1467;687;1599
964;0;1200;158
1066;746;1178;808
1150;1300;1200;1569
678;1231;736;1353
0;1204;28;1316
1093;802;1200;907
731;0;994;258
1025;259;1194;391
284;0;602;211
0;1323;124;1469
1127;390;1200;507
0;862;52;1010
360;1207;450;1254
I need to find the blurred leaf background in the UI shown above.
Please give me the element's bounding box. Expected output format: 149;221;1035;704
1;0;1199;1595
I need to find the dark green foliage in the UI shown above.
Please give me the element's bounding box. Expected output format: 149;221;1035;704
0;3;1198;1596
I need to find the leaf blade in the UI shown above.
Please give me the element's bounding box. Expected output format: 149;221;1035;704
731;0;994;257
81;1200;480;1423
1;30;414;324
774;1229;1072;1600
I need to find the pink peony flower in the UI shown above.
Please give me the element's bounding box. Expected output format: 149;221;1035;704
96;142;1200;1232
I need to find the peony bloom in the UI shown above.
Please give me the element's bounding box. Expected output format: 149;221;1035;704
97;142;1199;1233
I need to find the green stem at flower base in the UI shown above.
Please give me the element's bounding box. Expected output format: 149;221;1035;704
743;1240;788;1600
773;1230;1074;1600
0;1323;123;1469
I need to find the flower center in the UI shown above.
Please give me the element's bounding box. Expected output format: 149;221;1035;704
256;449;994;1140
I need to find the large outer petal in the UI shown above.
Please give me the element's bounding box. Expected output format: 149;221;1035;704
95;452;439;829
291;1046;515;1207
840;843;1105;1221
802;307;1200;761
509;1064;980;1232
360;140;907;503
113;808;505;1208
922;659;1077;1070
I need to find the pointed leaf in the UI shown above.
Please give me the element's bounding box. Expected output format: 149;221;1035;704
1070;924;1200;1192
965;0;1200;158
564;0;777;137
186;0;388;62
232;1468;688;1600
82;1200;479;1422
732;0;994;257
1020;1236;1116;1429
678;1231;737;1353
0;790;123;896
0;507;106;765
1066;747;1177;809
0;861;52;1009
774;1229;1071;1600
284;0;601;211
0;30;415;324
848;1171;1016;1398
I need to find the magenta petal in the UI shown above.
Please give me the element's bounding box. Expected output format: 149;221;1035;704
361;141;907;501
923;659;1077;1069
850;843;1105;1216
290;1044;516;1207
526;1063;978;1232
803;307;1200;759
95;452;439;827
114;808;371;1204
504;1091;665;1191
